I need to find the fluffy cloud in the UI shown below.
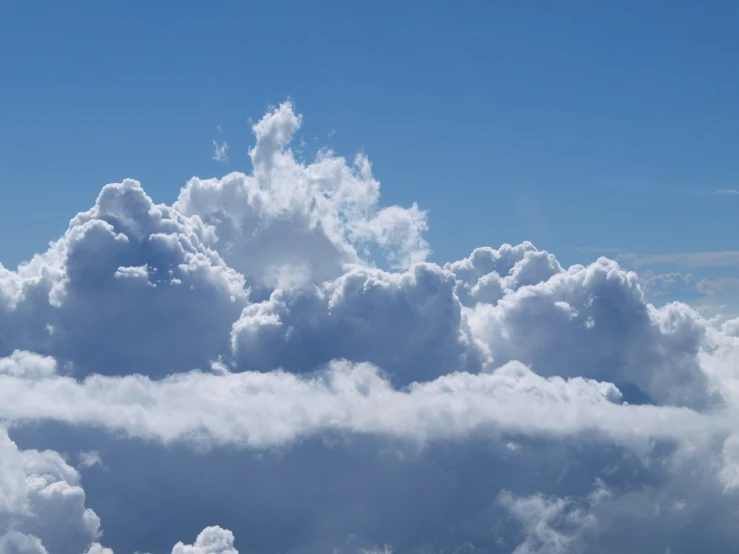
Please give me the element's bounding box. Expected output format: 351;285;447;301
231;263;487;383
0;352;714;451
0;428;103;554
171;527;237;554
0;179;248;378
2;102;739;554
462;255;718;409
176;102;428;292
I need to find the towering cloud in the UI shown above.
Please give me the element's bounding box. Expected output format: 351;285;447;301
1;102;738;554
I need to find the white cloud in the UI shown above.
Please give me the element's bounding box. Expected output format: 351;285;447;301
212;140;229;163
0;428;105;554
723;317;739;337
176;101;429;289
171;526;237;554
0;354;715;451
0;532;49;554
2;102;739;553
499;491;594;554
77;451;102;470
230;262;487;383
0;179;249;378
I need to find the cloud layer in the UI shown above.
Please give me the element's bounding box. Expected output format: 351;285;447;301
1;102;739;554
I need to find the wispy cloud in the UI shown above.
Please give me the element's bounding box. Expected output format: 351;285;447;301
617;251;739;269
642;272;739;297
640;271;739;319
716;189;739;195
212;139;229;163
78;450;104;469
212;125;229;163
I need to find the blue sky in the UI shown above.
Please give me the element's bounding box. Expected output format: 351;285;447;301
2;1;738;273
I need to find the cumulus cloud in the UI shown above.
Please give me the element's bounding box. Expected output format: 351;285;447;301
231;263;487;384
2;102;739;554
0;428;104;554
461;255;719;409
175;101;429;290
0;179;248;378
723;317;739;337
171;526;237;554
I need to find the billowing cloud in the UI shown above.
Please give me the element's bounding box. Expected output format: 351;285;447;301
2;102;739;554
176;102;429;291
231;263;487;383
0;179;248;378
0;428;103;554
171;527;237;554
463;256;718;409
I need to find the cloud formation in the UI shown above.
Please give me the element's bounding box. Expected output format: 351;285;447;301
0;427;103;554
618;250;739;269
212;140;229;163
1;102;739;554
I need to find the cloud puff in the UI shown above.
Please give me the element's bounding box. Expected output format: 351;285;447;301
722;317;739;337
463;255;717;409
171;526;237;554
0;428;104;554
176;102;428;291
0;179;248;378
2;102;739;554
231;263;487;383
0;102;428;379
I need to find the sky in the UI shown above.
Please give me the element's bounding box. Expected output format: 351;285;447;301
2;2;739;301
2;2;739;554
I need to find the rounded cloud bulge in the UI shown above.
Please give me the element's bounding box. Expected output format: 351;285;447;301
2;102;739;554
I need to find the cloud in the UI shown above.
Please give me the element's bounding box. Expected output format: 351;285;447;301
462;255;718;409
626;271;739;322
171;527;237;554
176;102;429;290
1;352;717;452
2;101;739;554
641;272;700;297
212;140;229;163
723;317;739;337
0;179;249;378
498;489;597;554
230;263;488;384
77;451;102;470
0;428;104;554
617;251;739;269
716;189;739;195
